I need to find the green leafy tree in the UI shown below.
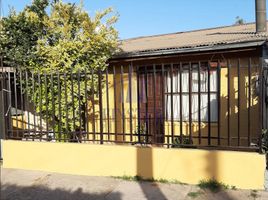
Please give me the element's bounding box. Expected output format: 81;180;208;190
1;0;118;141
0;0;49;67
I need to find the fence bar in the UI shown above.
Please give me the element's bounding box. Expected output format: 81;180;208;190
7;71;12;138
113;66;117;141
51;73;56;139
217;61;221;145
161;64;165;143
70;71;76;141
105;68;110;140
198;62;201;144
98;69;103;144
37;72;42;140
145;66;149;143
128;64;133;142
91;69;96;141
63;73;68;140
208;62;211;145
248;58;252;146
237;59;241;146
19;70;25;138
120;65;125;141
57;71;62;140
227;60;231;146
44;73;49;139
84;70;89;139
25;71;30;139
170;64;174;146
32;73;37;139
153;64;157;143
189;62;192;144
259;58;264;153
78;70;82;140
179;63;183;144
137;66;141;143
13;71;19;138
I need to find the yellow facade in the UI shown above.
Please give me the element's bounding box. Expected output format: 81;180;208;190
3;140;265;189
87;57;261;146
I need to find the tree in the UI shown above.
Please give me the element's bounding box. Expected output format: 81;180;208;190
0;0;49;68
234;16;245;25
0;0;118;141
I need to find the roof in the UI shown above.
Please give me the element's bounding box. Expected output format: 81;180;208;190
114;22;268;59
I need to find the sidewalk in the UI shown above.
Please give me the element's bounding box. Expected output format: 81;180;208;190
1;168;268;200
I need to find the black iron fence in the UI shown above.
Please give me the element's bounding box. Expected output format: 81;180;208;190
0;58;267;152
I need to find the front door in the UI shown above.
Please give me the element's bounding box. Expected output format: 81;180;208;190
138;69;164;144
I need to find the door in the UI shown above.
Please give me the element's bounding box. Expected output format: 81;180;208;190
138;69;164;144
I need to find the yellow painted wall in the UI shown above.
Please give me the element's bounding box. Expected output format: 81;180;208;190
87;58;261;145
3;140;265;189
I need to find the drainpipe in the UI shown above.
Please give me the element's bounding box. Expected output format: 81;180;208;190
256;0;267;33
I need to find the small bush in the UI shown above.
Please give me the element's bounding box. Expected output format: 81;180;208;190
198;179;229;193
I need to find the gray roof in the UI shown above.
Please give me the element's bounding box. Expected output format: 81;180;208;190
114;22;268;58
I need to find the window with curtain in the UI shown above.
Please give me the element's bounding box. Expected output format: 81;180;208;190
165;63;218;122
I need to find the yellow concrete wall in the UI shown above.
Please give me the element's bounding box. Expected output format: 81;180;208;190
3;140;265;189
87;57;261;145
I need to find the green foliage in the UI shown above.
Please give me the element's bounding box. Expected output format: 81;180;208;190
234;16;245;25
198;179;229;193
187;191;203;199
0;0;48;68
1;0;118;139
261;129;268;154
172;136;192;148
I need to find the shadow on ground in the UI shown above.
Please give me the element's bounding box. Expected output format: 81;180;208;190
1;184;122;200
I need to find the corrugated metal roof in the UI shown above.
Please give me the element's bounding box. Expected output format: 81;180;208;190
116;22;268;58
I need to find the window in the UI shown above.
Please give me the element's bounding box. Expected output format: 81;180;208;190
165;63;218;122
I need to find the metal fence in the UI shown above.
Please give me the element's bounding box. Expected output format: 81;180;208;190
0;58;266;152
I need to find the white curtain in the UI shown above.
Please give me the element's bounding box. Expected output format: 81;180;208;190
166;67;218;122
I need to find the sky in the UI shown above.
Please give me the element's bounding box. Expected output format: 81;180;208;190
0;0;264;39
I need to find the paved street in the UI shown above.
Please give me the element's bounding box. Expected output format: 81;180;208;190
1;168;268;200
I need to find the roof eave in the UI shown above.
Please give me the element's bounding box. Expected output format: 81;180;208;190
111;40;267;60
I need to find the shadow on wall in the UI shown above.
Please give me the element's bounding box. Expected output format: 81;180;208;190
1;184;122;200
136;147;168;200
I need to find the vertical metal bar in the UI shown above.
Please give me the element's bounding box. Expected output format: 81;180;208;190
227;60;231;146
217;61;221;145
98;69;104;144
25;71;30;138
207;62;211;145
136;66;141;143
19;70;24;137
64;72;69;140
44;73;49;139
7;71;12;138
153;64;157;144
161;64;165;144
188;62;192;144
38;72;42;140
113;66;117;141
14;71;19;138
120;65;125;142
57;71;62;140
32;73;37;139
128;64;133;142
78;70;82;140
91;69;96;141
198;62;201;144
170;64;174;146
237;59;241;146
179;63;183;144
84;70;89;139
70;71;76;141
51;73;56;140
259;58;264;153
145;66;149;143
248;58;252;146
105;68;110;140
